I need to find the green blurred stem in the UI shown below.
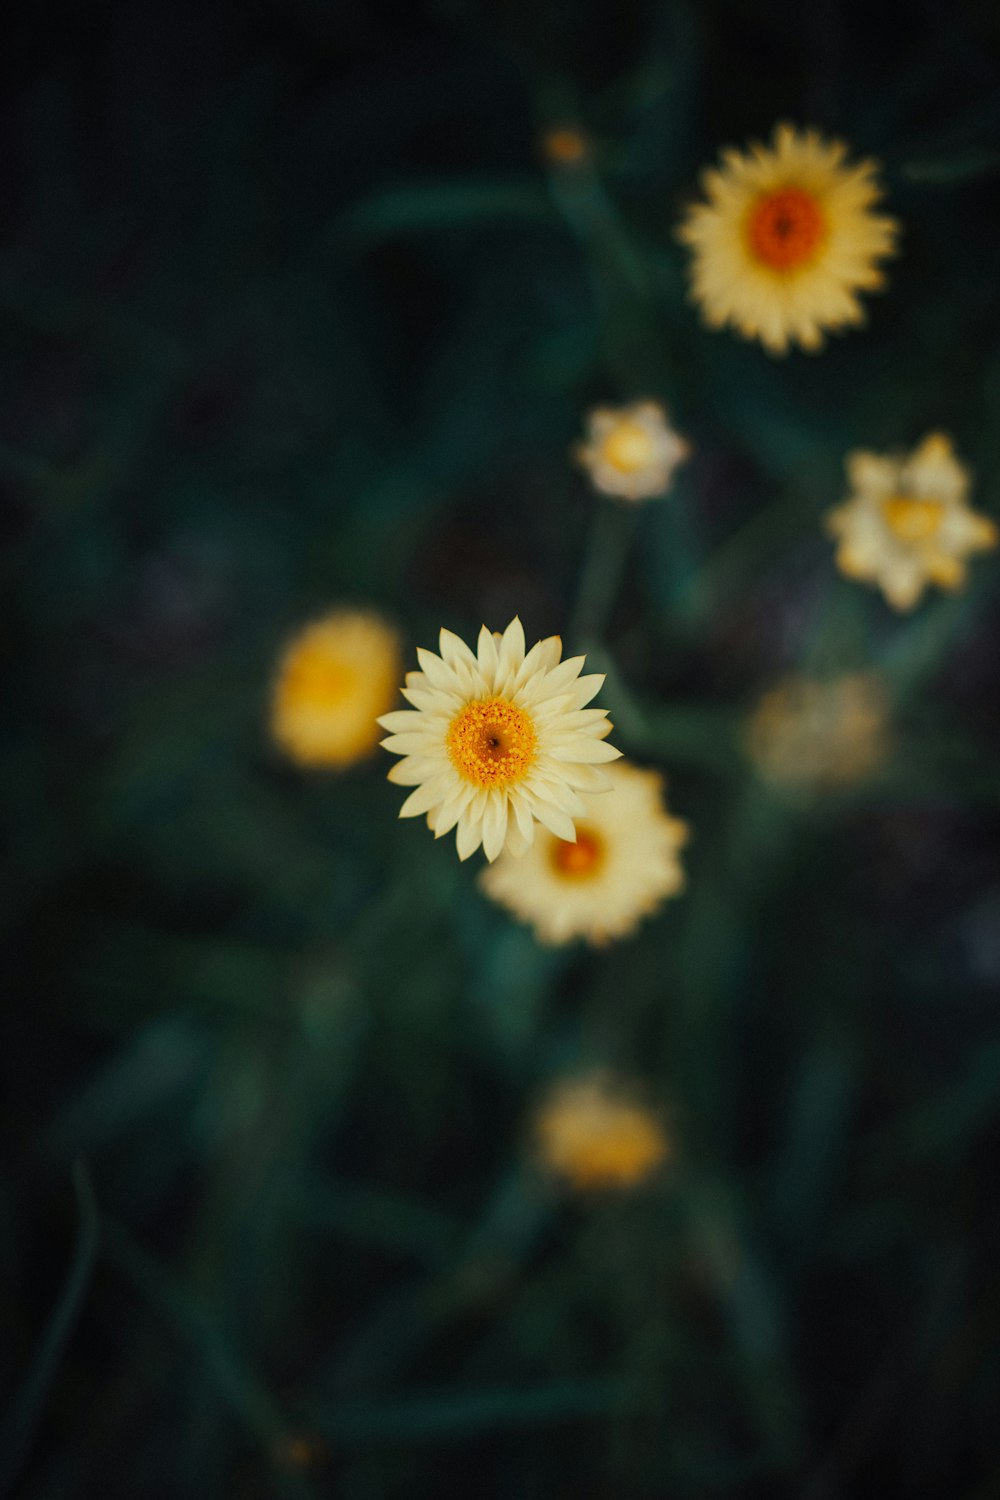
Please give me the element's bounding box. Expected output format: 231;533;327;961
570;501;638;650
0;1160;99;1495
102;1220;315;1499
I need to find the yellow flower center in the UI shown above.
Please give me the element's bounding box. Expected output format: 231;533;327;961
446;697;537;788
600;420;656;475
746;187;826;271
882;494;945;544
550;824;605;879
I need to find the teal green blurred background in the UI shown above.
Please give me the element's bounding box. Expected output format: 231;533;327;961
3;1;1000;1495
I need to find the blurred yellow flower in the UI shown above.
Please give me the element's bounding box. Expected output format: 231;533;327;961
677;123;898;355
746;673;891;791
541;124;589;166
479;762;688;945
535;1073;669;1191
378;617;621;863
272;609;401;769
824;432;997;611
574;400;689;502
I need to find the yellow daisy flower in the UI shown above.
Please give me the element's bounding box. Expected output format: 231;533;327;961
677;122;899;355
746;672;891;791
534;1073;670;1192
574;400;690;502
378;617;621;863
824;432;997;611
272;609;401;769
479;762;688;945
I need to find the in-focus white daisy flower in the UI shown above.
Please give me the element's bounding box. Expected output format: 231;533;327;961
824;432;998;611
378;617;621;863
574;400;690;502
479;762;688;945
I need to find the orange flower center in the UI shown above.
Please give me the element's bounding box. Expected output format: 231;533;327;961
746;187;826;271
882;495;945;544
550;824;605;879
446;697;537;788
601;420;656;475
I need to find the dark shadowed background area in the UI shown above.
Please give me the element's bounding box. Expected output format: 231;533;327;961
3;1;1000;1496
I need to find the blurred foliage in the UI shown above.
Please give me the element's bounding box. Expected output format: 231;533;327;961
3;0;1000;1496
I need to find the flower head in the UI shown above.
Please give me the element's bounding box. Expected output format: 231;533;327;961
480;762;688;945
535;1072;669;1191
677;123;899;355
272;609;401;768
541;124;589;167
746;672;891;791
824;433;997;611
574;400;689;502
378;618;621;863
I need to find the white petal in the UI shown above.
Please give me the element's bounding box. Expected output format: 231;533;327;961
415;647;456;690
377;710;424;733
380;732;443;755
456;815;484;861
549;739;622;763
386;756;443;785
530;802;577;841
438;628;478;671
476;625;499;683
482;796;509;862
398;779;450;818
431;786;474;837
498;617;526;673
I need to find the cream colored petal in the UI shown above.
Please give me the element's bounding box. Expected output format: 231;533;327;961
398;779;450;818
549;738;622;763
438;628;478;671
379;731;443;755
482;796;509;862
386;756;442;785
455;815;484;861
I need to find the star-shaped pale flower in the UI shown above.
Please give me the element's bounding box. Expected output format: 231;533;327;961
574;400;689;502
378;618;621;863
746;673;891;792
824;433;997;611
677;123;898;355
479;762;688;945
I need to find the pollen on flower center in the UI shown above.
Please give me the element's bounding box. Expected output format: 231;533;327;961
550;825;604;878
446;697;538;788
600;420;657;475
882;495;945;543
746;187;826;270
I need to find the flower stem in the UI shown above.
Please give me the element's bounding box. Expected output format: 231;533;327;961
570;500;638;650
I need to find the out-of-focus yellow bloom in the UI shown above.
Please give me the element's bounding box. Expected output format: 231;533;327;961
746;673;891;791
677;123;898;355
479;762;688;945
378;618;620;863
535;1073;669;1191
541;125;589;166
824;433;997;611
574;400;690;502
272;609;401;769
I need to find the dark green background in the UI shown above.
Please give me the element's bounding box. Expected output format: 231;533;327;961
3;1;1000;1495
